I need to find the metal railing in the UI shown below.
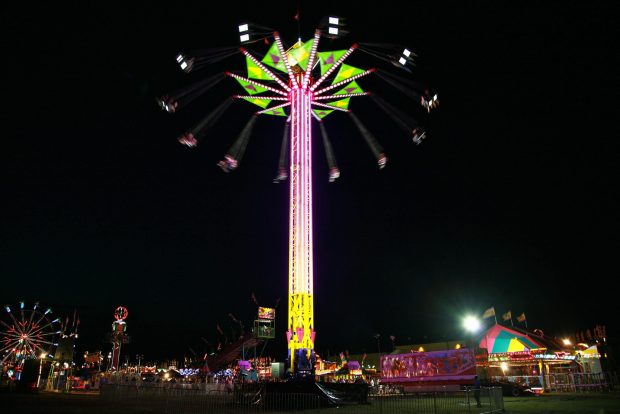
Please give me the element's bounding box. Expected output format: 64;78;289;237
490;371;619;393
543;372;618;392
101;383;504;413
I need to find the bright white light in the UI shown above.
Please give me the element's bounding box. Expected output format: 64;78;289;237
329;17;339;25
562;338;572;346
398;57;407;65
500;362;508;372
328;27;338;35
402;49;411;57
240;34;250;42
180;61;188;70
176;54;183;62
238;24;249;33
463;315;481;333
40;353;47;359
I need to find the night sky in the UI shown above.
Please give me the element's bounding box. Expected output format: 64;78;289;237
2;2;618;363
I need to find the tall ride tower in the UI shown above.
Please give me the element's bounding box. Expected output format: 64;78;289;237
165;16;435;375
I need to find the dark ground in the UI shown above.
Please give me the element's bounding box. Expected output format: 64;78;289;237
2;389;620;414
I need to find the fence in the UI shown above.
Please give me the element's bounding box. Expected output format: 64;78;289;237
100;383;504;414
491;372;618;393
543;372;618;392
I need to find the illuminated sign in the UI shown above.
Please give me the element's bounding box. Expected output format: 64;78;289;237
258;307;275;320
534;354;576;360
114;306;128;321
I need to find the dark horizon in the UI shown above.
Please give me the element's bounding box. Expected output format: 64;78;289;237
2;2;618;364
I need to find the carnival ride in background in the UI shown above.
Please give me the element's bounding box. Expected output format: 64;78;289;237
157;15;437;376
0;301;60;368
107;306;130;371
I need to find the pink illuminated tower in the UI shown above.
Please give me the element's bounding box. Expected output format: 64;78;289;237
227;30;373;374
163;18;436;375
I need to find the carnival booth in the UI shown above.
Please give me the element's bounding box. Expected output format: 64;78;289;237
478;324;580;391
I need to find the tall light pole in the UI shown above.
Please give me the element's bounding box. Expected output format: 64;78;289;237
37;353;47;388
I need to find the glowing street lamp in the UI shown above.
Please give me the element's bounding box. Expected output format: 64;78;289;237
463;315;481;351
463;315;481;333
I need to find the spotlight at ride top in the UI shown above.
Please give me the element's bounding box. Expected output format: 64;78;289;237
239;23;250;43
322;16;346;39
398;49;411;66
176;54;193;73
328;17;339;35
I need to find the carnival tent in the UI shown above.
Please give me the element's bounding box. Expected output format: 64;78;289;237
479;324;544;354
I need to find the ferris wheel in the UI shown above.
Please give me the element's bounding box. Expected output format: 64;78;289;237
0;301;60;365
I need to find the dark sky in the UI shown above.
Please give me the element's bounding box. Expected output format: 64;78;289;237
2;2;618;363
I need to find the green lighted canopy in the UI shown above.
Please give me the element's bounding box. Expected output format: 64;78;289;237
287;39;314;71
246;56;273;80
261;42;286;73
263;107;287;116
318;50;347;75
243;97;271;108
313;109;334;119
235;78;269;95
332;64;364;84
335;80;364;95
326;97;350;110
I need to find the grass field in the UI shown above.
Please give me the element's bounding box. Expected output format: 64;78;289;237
502;393;620;414
1;390;619;413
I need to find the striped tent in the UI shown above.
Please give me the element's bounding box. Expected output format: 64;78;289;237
479;324;544;353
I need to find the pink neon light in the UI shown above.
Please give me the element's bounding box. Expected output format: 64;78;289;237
313;92;370;100
225;72;288;96
311;101;349;112
233;95;289;101
255;102;291;115
274;32;299;88
310;44;358;92
313;68;376;95
302;30;321;89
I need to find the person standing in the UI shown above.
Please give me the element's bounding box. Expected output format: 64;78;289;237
474;375;482;407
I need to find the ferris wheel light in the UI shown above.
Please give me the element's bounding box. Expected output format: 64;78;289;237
176;54;184;63
52;318;60;323
45;308;51;315
329;17;339;25
402;49;411;57
398;57;406;65
238;24;249;33
2;302;60;366
240;33;250;43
